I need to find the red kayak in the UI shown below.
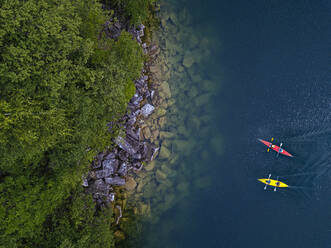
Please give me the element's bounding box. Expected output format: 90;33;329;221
258;139;293;157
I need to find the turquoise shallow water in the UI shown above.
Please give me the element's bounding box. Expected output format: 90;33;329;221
137;0;331;247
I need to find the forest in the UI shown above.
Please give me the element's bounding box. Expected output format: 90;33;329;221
0;0;154;247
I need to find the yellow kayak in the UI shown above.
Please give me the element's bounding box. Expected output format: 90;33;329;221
258;178;289;188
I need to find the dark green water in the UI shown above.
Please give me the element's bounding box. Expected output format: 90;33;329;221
138;0;331;247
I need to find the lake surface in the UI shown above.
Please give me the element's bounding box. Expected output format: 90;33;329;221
139;0;331;247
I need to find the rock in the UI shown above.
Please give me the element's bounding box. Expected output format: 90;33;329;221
150;90;155;100
141;104;155;117
133;162;143;172
146;146;159;161
103;159;119;173
118;150;129;161
136;171;148;179
177;65;184;72
149;65;161;74
133;153;142;160
159;145;171;159
127;113;137;126
96;152;105;161
131;93;143;106
160;81;171;98
163;193;176;210
136;180;146;193
189;116;201;131
82;177;88;187
159;131;175;139
105;176;125;186
125;177;137;191
145;160;156;171
109;193;115;202
117;162;128;176
182;51;195;68
187;66;202;83
143;181;157;198
104;152;116;160
169;154;179;165
160;164;176;177
115;136;137;155
156;169;167;182
142;127;152;139
158;117;166;128
187;86;198;98
95;168;113;179
172;139;192;155
167;99;176;106
138;203;151;216
107;21;122;40
188;35;199;49
93;179;109;194
138;142;149;160
151;129;160;140
156;108;167;117
126;127;140;142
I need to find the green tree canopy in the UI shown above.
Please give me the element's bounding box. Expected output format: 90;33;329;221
0;0;144;246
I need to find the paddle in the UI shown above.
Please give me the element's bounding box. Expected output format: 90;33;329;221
274;176;279;192
276;142;283;157
264;174;272;190
267;137;274;152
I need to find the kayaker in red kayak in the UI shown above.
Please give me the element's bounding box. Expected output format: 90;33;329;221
258;138;293;157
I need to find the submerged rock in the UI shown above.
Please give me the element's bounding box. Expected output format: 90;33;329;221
156;169;168;182
142;127;152;139
182;51;195;68
144;160;156;171
125;177;137;191
159;145;171;160
160;81;171;98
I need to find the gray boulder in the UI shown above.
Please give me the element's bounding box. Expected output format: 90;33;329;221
141;104;155;117
117;162;128;176
115;136;137;155
104;152;116;160
103;159;119;174
93;179;110;195
105;176;125;186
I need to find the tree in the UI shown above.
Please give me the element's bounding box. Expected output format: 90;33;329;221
0;0;144;246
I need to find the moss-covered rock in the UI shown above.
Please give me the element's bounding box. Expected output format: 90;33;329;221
125;177;137;191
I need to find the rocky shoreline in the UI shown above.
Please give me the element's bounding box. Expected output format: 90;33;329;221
81;13;166;232
83;1;222;243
